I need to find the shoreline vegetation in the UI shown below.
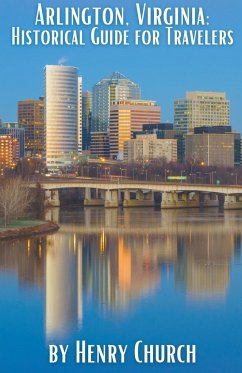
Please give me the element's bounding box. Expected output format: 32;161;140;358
0;178;59;240
0;220;59;241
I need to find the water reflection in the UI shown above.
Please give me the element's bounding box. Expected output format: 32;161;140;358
0;208;242;341
45;234;79;339
0;237;45;287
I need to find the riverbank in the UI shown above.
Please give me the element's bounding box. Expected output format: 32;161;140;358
0;220;59;240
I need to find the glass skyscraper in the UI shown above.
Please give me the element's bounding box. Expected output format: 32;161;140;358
82;91;92;151
92;72;141;132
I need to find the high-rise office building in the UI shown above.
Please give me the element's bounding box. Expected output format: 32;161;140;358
174;92;230;134
0;122;25;158
240;139;242;166
92;72;141;132
82;91;92;151
90;132;110;158
0;135;20;175
186;132;234;167
44;65;81;170
192;126;240;168
77;77;82;154
18;97;44;156
109;100;161;160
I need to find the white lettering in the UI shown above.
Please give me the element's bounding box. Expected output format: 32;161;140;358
76;340;86;363
35;3;44;25
134;340;143;363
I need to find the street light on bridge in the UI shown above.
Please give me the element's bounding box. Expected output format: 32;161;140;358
204;171;216;184
231;173;238;185
164;169;170;182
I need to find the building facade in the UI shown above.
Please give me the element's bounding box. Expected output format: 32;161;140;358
18;97;44;156
186;132;234;167
0;122;25;158
77;77;83;154
124;134;177;163
82;91;92;151
90;132;110;158
45;65;81;171
174;92;230;134
109;100;161;160
134;123;184;162
192;126;240;167
0;135;20;175
92;72;141;133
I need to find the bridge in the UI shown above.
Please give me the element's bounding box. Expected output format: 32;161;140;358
31;178;242;210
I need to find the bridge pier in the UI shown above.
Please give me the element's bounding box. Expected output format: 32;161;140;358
84;188;104;207
201;193;219;207
224;195;242;210
44;190;60;207
161;191;200;209
105;190;119;208
123;189;155;207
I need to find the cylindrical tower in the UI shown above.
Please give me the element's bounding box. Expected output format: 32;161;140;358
45;65;79;171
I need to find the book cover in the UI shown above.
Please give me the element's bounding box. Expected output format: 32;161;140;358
0;1;241;372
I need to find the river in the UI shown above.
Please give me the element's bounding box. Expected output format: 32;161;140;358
0;207;242;372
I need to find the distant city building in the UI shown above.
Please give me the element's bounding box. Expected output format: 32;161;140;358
1;122;19;129
44;65;82;170
92;72;141;132
124;134;177;163
234;133;241;167
192;126;240;167
143;123;173;131
174;92;230;134
193;126;232;134
90;131;110;158
0;135;20;175
186;132;234;167
18;97;44;156
134;123;184;162
82;91;92;151
240;139;242;165
109;100;161;160
0;122;25;158
77;77;83;154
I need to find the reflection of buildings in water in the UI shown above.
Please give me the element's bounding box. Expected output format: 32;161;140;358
1;207;241;340
175;233;234;298
82;207;119;229
0;238;45;287
45;233;83;340
234;234;242;265
82;232;118;311
82;231;175;312
117;237;161;306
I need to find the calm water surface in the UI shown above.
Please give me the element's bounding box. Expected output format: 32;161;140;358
1;207;242;373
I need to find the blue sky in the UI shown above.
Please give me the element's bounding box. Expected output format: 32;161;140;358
0;0;241;130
